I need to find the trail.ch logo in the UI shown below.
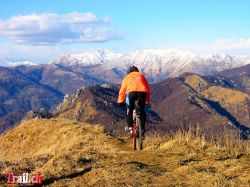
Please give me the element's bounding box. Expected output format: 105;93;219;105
2;172;42;185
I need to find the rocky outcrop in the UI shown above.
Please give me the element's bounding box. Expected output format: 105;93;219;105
53;87;87;115
22;108;53;121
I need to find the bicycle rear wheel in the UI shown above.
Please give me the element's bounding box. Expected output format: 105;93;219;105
138;118;143;150
133;134;136;150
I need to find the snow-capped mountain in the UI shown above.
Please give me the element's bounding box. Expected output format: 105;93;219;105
2;58;36;67
51;49;250;82
52;49;122;67
7;60;36;67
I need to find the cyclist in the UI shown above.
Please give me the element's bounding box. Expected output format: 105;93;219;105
117;66;150;138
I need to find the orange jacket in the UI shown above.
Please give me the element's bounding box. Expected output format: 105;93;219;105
117;72;150;104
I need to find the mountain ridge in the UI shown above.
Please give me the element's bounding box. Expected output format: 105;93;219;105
0;118;249;186
1;62;250;136
52;73;250;139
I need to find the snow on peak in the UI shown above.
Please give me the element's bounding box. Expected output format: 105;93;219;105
50;48;250;78
51;49;122;66
4;59;36;67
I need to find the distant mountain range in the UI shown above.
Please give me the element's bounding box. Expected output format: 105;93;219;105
50;49;250;83
2;49;250;84
0;50;250;135
1;49;248;94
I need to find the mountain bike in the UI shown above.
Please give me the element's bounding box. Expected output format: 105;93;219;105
132;100;143;150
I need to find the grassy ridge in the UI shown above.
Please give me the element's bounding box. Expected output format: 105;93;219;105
0;119;250;186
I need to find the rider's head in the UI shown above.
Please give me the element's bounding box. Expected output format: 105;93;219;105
129;66;139;74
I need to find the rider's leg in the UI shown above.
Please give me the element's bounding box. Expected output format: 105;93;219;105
137;92;147;132
126;93;135;129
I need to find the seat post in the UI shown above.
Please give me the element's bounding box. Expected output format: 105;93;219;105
134;100;141;117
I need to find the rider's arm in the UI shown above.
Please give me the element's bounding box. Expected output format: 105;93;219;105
144;77;150;105
117;78;127;103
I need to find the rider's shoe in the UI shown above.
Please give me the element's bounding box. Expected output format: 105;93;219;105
128;127;133;138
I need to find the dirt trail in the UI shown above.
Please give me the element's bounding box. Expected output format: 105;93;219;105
105;135;167;166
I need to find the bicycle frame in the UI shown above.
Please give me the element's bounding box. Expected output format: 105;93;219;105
132;101;143;150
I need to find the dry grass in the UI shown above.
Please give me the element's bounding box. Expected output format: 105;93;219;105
184;74;250;106
0;118;111;159
203;86;250;106
0;119;250;186
184;74;208;92
0;118;119;181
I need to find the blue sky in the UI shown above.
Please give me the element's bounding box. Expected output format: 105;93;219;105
0;0;250;63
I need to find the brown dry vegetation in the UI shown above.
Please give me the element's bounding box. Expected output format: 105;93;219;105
185;74;250;107
185;74;209;91
203;86;250;106
0;119;250;186
184;74;250;131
